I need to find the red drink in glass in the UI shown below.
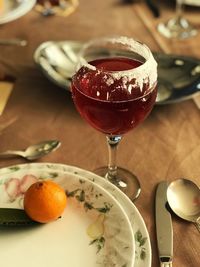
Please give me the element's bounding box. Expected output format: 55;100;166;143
72;57;157;135
71;36;158;200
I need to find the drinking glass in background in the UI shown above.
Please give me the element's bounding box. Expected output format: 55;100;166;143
35;0;78;17
71;36;158;200
157;0;197;39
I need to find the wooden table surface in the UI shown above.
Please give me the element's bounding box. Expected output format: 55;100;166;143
0;1;199;266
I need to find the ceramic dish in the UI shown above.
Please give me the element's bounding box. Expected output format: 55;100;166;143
0;163;151;267
184;0;200;6
0;0;36;24
0;164;135;267
34;40;200;105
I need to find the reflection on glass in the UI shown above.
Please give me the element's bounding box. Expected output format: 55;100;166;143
158;0;197;39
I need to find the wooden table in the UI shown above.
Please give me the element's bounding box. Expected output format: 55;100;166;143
0;1;199;266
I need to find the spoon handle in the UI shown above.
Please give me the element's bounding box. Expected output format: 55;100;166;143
0;39;27;46
0;150;25;159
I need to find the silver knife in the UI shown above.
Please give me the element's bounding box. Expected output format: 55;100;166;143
155;181;173;267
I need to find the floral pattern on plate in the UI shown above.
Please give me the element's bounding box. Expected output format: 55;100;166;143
0;164;135;267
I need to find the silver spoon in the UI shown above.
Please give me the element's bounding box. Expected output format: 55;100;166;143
0;140;61;161
167;178;200;232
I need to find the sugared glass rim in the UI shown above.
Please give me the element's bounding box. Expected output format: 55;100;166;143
77;36;158;90
72;36;158;102
79;36;157;70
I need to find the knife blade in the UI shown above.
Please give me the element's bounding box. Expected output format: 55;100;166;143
155;181;173;267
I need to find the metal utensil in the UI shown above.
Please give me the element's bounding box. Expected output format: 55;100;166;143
155;181;173;267
0;39;27;46
167;178;200;232
0;140;61;161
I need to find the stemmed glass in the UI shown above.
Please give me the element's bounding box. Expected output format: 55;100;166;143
158;0;197;39
71;36;157;200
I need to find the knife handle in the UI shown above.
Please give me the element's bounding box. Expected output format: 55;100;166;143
160;258;172;267
161;262;172;267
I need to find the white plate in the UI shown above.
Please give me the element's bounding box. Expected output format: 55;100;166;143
184;0;200;6
0;163;151;267
0;164;135;267
0;0;36;24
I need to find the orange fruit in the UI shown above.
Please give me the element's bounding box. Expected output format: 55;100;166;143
24;180;67;223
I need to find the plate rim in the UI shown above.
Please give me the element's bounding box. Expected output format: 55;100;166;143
0;0;36;24
184;0;200;6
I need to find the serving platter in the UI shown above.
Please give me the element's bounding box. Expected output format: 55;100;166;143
0;163;135;267
0;0;36;24
0;163;151;267
34;40;200;105
184;0;200;6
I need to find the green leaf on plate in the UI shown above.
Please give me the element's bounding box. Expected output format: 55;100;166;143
135;230;147;247
140;248;146;260
8;166;20;172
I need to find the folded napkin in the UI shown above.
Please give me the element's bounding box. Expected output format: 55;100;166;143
0;73;15;116
193;94;200;109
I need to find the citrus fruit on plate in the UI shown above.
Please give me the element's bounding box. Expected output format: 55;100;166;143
24;180;67;223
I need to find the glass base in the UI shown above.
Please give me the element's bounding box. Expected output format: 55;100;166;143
158;17;197;39
94;166;141;201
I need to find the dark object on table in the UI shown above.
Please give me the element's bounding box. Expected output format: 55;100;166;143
145;0;160;18
37;0;59;5
0;208;37;226
121;0;135;3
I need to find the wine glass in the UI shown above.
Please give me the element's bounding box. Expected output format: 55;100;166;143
158;0;197;39
71;36;157;200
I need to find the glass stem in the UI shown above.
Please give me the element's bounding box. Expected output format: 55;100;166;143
106;135;122;180
176;0;184;20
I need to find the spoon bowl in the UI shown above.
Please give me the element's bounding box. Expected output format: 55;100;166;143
167;178;200;232
0;140;61;161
